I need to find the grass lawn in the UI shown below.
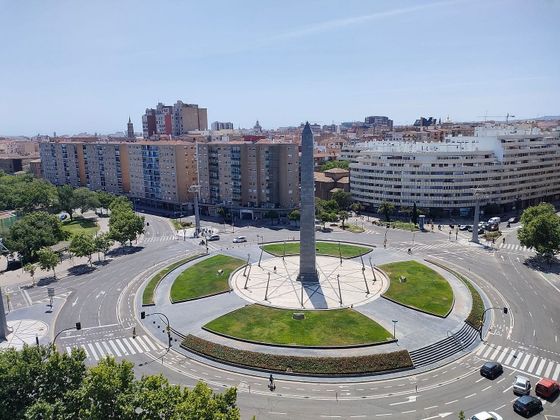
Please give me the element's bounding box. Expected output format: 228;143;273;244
142;254;203;305
380;260;453;317
343;224;365;233
170;254;245;302
204;305;392;346
262;241;371;259
62;217;99;237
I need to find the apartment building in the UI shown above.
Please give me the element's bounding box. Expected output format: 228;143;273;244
142;100;208;138
197;141;299;219
211;121;234;131
39;140;198;211
343;127;560;215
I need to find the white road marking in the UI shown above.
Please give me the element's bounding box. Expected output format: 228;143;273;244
535;359;546;376
511;352;524;368
497;347;509;363
122;338;138;354
80;344;89;358
108;340;122;357
527;356;538;373
115;339;129;355
544;361;555;378
519;353;531;371
134;335;152;352
490;345;502;360
552;363;560;381
481;385;492;392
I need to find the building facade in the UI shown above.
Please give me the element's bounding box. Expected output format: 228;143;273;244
197;142;299;219
39;140;198;211
142;100;208;139
211;121;234;131
343;127;560;214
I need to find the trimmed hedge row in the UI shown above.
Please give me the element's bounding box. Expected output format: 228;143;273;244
142;253;204;305
425;259;484;330
182;335;413;375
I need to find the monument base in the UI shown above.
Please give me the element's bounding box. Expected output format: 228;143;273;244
297;271;319;283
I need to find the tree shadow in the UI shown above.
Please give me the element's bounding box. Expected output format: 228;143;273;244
92;259;110;267
68;264;96;276
37;276;57;286
106;245;144;257
523;255;560;274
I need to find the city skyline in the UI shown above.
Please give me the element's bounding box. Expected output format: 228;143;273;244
1;0;559;136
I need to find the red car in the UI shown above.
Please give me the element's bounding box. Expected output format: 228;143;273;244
535;378;559;399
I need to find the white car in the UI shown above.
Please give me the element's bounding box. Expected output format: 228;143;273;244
470;412;502;420
232;236;247;243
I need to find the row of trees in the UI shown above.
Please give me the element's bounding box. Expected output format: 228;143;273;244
518;202;560;259
0;172;115;218
0;345;239;419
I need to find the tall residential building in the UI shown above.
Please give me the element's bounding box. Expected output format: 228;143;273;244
172;100;208;134
156;103;173;136
142;108;157;138
197;141;299;219
39;140;198;211
343;127;560;215
211;121;234;131
364;116;393;130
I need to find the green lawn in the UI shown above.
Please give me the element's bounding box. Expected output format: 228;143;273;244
142;254;203;305
61;217;99;237
343;224;365;233
170;254;245;302
380;260;453;317
204;304;392;346
262;241;371;259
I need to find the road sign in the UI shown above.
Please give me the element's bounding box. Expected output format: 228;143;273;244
47;288;55;297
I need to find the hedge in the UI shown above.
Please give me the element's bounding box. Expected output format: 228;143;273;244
142;253;204;305
425;259;485;330
182;335;413;375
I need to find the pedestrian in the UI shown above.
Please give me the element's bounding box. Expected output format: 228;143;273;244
502;237;505;245
273;266;277;273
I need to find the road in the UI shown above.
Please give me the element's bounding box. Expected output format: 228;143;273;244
41;216;560;418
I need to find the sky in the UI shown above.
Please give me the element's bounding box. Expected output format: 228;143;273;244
1;0;559;136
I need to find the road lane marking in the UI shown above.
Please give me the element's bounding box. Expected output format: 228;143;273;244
481;385;492;392
535;359;547;376
511;352;524;368
143;335;159;351
128;337;145;353
108;340;122;357
122;338;138;354
115;339;129;355
519;353;531;371
497;347;509;363
544;361;555;378
552;363;560;381
527;356;538;373
135;335;152;352
482;345;494;358
490;345;502;360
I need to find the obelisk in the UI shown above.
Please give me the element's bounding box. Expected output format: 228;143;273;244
0;287;10;341
298;122;318;282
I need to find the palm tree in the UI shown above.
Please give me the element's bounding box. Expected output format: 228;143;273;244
378;201;395;222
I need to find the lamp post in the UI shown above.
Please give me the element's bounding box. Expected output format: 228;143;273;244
52;322;81;350
392;320;398;340
141;311;172;348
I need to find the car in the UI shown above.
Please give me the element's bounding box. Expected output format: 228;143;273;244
480;361;503;379
59;213;68;220
467;225;473;232
470;411;503;420
232;236;247;243
459;224;469;231
513;395;543;417
488;217;501;224
513;376;531;396
206;234;220;241
508;216;518;223
478;228;485;234
535;378;559;399
486;223;499;232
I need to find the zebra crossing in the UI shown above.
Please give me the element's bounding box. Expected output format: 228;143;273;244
138;234;178;244
65;335;164;362
475;344;560;380
498;242;533;253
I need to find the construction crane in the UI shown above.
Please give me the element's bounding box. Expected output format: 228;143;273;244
478;112;515;123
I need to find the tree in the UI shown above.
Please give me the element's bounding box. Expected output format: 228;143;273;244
318;211;338;229
6;211;66;262
316;198;339;214
350;202;364;214
338;210;349;229
109;205;145;246
73;187;101;216
57;185;76;220
378;201;396;222
412;202;418;225
93;232;113;261
331;190;352;210
23;263;36;286
518;211;560;259
520;202;556;226
69;233;96;266
37;247;60;279
264;210;278;223
319;160;350;172
108;195;134;215
96;191;115;215
288;209;300;226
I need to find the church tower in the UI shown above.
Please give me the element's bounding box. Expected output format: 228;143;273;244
127;117;135;139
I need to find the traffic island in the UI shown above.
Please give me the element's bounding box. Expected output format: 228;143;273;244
203;304;393;348
261;241;371;258
170;254;245;303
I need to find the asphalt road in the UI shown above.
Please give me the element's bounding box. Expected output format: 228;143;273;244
47;216;559;419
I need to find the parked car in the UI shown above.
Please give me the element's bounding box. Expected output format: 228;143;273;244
59;213;68;220
513;376;531;396
486;223;499;232
470;411;503;420
488;216;501;224
535;378;559;399
459;224;469;231
508;216;519;223
480;361;503;379
467;225;473;232
206;234;220;241
513;395;543;417
232;236;247;243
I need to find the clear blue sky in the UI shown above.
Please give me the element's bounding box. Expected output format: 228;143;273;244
1;0;559;135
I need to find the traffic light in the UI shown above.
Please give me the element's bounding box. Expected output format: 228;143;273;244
141;311;146;319
75;322;81;331
503;307;508;314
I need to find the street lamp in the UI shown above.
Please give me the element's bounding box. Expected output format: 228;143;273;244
392;320;398;340
53;322;81;349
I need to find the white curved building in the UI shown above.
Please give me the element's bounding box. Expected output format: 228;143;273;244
343;127;560;213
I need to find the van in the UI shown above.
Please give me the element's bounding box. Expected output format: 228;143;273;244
488;217;501;224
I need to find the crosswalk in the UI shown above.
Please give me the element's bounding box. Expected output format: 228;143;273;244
138;235;177;244
476;344;560;381
498;243;533;253
65;335;164;362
